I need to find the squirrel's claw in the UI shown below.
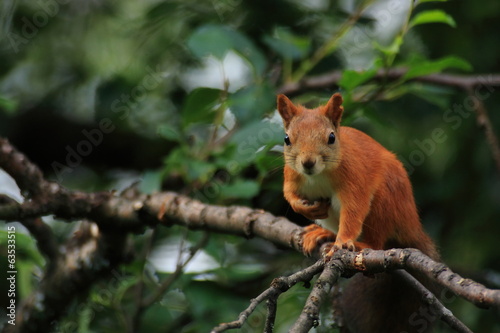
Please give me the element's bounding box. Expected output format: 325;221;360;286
333;239;356;252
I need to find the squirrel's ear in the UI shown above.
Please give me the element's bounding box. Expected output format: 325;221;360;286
277;94;298;128
324;93;344;128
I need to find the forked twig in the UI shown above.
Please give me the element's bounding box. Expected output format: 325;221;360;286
211;259;325;332
395;270;473;333
289;259;343;332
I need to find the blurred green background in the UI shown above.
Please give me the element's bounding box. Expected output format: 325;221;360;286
0;0;499;332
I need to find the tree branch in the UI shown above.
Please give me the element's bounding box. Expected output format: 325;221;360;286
277;69;500;96
466;87;500;173
211;260;325;333
289;259;342;332
1;136;499;332
141;232;210;308
0;137;47;198
5;222;128;333
19;217;59;267
395;270;472;333
0;194;59;267
329;248;500;310
214;248;491;332
277;69;500;174
264;297;278;333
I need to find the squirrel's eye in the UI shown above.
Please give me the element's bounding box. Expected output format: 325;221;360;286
284;134;291;146
328;132;335;144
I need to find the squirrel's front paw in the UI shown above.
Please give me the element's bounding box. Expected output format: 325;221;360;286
301;224;336;256
333;239;356;252
325;239;356;258
292;198;330;220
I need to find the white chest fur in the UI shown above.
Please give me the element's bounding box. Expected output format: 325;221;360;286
298;173;341;233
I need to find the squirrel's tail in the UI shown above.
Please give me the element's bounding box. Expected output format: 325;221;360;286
338;272;438;333
337;236;441;333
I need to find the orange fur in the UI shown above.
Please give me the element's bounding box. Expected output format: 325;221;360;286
277;93;437;258
277;93;440;333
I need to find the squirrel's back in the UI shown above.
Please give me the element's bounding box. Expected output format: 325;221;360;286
335;127;439;333
336;126;438;258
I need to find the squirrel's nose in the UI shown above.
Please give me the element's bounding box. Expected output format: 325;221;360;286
302;159;316;170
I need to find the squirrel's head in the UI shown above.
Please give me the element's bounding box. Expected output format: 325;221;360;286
277;93;344;176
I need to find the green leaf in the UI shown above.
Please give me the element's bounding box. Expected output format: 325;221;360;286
373;36;403;57
263;27;311;60
164;147;216;183
407;83;452;109
403;56;472;81
230;121;283;166
339;67;379;90
409;10;456;29
181;87;221;128
139;302;175;332
219;179;260;199
157;123;182;142
187;24;267;76
16;260;37;299
184;281;249;332
212;144;239;169
186;160;217;183
357;105;393;129
139;170;162;194
0;230;45;266
188;25;233;60
165;148;216;183
0;96;18;115
109;276;139;305
229;83;275;123
415;0;449;5
381;85;412;101
255;152;283;175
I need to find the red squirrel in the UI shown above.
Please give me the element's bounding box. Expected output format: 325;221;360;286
277;93;440;333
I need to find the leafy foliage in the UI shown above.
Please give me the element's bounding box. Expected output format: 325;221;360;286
0;0;499;332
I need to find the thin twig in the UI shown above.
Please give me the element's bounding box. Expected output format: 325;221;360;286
291;0;375;82
278;69;500;175
277;69;500;96
466;87;500;173
289;259;343;332
211;259;325;332
20;217;59;267
7;221;128;333
395;270;473;333
0;137;46;198
0;194;59;266
141;232;210;308
130;229;158;333
264;298;277;333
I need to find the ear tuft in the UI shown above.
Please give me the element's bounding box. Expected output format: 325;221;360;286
325;92;344;128
277;94;298;129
